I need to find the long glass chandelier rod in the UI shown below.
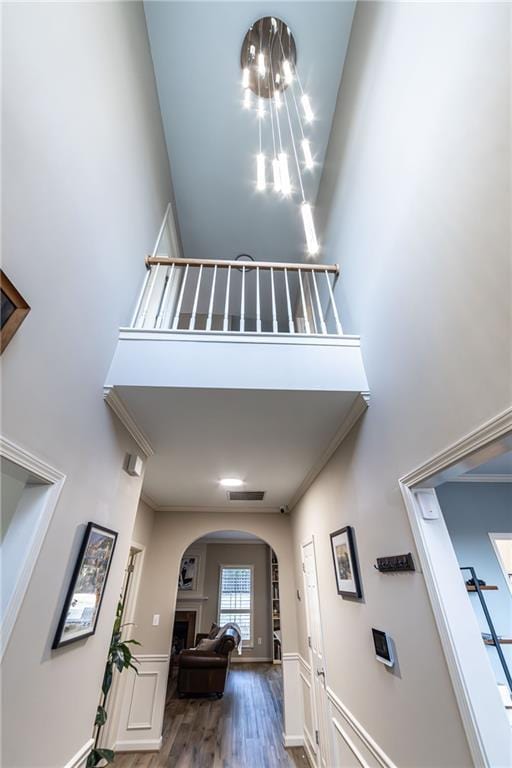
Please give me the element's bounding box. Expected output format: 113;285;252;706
281;75;305;202
268;40;284;154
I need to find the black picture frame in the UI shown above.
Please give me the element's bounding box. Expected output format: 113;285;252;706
52;522;118;649
329;525;362;598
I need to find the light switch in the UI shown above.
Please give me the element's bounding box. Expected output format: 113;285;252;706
152;614;160;626
257;637;262;645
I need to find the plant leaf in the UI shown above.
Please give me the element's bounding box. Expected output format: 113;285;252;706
94;704;108;726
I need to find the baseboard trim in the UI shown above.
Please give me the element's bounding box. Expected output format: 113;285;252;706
283;734;304;748
63;738;94;768
115;736;162;753
231;656;273;663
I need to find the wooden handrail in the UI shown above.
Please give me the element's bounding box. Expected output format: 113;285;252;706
145;256;339;274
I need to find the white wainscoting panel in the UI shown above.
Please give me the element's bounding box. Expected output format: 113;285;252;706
298;654;316;761
115;654;168;752
326;686;397;768
282;653;305;747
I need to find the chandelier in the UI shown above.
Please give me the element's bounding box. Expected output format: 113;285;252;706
240;16;319;256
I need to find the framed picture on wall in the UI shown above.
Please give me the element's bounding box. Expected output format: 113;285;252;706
330;525;362;598
178;555;199;592
0;270;30;354
52;522;118;648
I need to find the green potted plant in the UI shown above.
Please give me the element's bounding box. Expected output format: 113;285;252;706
87;599;140;767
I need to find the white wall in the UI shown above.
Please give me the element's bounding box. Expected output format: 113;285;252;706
291;2;510;767
1;3;172;766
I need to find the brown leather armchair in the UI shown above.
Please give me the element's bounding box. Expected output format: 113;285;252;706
177;624;241;698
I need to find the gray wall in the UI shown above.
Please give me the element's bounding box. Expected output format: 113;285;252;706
198;542;271;660
291;2;510;767
437;482;512;684
1;3;172;766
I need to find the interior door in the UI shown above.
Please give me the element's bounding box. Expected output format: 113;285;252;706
302;540;331;768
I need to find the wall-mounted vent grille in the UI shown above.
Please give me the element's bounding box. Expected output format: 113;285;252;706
228;491;265;502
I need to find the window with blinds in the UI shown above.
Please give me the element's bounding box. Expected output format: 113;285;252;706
219;566;253;643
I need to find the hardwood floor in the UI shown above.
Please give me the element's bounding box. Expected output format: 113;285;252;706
114;663;310;768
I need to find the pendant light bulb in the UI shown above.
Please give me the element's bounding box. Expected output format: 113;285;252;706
272;157;282;193
283;59;293;85
242;67;250;89
258;52;266;78
279;153;291;196
301;94;314;123
256;153;266;191
274;89;282;109
301;202;319;255
302;139;313;169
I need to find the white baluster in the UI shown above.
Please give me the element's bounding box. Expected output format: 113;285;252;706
307;274;318;334
156;264;175;329
256;267;262;333
172;264;189;330
139;264;160;329
223;265;232;332
298;269;311;334
284;269;294;334
130;267;151;328
270;267;278;333
325;269;343;335
310;270;327;335
240;266;246;332
206;265;217;331
189;264;203;330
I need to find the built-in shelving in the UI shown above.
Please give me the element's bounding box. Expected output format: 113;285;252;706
271;549;281;664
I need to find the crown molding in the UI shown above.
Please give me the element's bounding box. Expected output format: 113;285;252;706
401;406;512;488
103;386;154;458
289;392;369;510
148;503;281;514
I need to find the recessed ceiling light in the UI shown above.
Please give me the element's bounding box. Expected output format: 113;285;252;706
219;478;245;488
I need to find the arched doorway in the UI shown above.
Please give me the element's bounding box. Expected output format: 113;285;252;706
112;511;303;762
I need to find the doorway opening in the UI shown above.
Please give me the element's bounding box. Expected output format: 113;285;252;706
115;528;308;767
400;409;512;767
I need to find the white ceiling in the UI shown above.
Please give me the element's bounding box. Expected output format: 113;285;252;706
119;386;358;509
144;1;355;264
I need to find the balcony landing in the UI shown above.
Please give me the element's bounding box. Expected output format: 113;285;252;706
105;329;369;511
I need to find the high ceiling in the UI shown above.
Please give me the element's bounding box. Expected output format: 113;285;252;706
144;1;355;264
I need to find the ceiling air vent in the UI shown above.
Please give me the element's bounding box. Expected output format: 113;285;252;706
228;490;265;502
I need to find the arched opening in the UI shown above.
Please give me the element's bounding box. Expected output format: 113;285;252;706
113;515;303;766
157;530;288;760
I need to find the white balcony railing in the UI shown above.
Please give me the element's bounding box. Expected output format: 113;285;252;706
131;256;342;337
129;204;343;336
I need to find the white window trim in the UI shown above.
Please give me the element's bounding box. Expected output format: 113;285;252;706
488;532;512;596
0;435;66;660
217;563;254;648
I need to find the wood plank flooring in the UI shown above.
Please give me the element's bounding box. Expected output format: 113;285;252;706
114;663;310;768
